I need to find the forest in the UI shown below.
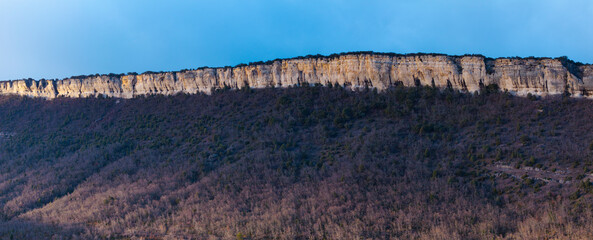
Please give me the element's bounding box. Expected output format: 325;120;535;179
0;84;592;239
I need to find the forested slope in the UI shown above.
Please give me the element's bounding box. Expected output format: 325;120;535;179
0;85;592;239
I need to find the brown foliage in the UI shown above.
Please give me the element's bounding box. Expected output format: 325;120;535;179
0;86;592;239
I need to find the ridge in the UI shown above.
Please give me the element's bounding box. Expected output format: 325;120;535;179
0;52;592;99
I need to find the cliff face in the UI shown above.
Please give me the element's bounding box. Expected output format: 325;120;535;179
1;53;592;99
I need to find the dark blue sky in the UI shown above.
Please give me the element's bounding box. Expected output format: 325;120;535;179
1;0;592;80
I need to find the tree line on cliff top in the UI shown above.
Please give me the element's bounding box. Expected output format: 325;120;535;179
6;52;586;84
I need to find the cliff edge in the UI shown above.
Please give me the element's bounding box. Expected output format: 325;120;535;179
1;52;592;99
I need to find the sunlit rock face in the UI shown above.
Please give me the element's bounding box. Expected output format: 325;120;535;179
1;53;591;99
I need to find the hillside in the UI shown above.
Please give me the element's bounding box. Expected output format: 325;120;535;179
1;85;593;239
0;52;592;99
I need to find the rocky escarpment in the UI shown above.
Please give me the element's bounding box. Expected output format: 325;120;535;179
1;52;592;99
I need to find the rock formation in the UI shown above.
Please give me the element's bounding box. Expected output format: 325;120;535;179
1;52;592;99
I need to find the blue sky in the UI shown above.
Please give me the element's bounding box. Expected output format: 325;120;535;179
0;0;592;80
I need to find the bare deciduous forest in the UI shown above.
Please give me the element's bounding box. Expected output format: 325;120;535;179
0;85;592;239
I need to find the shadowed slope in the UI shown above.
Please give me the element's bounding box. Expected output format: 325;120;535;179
0;85;592;239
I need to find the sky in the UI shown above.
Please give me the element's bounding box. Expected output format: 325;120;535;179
0;0;592;80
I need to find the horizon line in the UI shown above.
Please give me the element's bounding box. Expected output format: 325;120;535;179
1;51;590;82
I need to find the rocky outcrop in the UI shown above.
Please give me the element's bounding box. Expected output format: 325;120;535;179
1;52;592;99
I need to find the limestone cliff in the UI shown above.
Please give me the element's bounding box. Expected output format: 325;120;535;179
1;52;592;99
